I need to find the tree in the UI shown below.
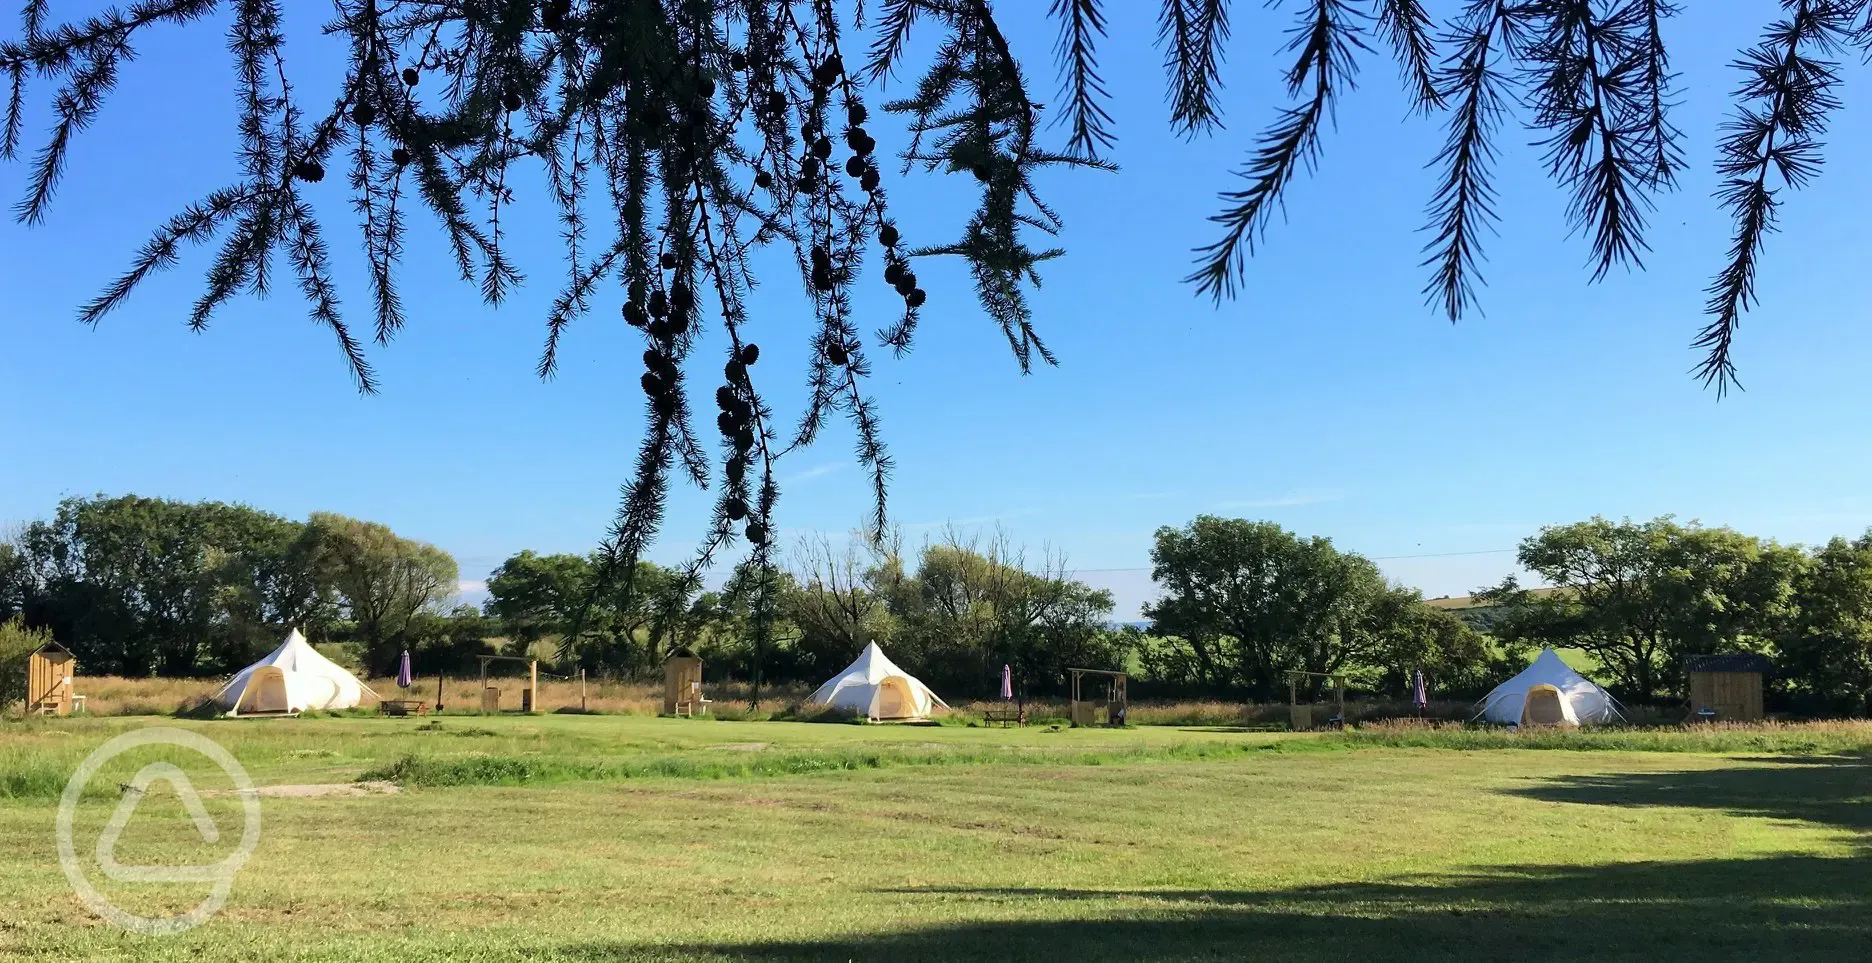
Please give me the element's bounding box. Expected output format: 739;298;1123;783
0;536;23;621
1364;593;1497;697
1145;516;1403;700
5;2;1858;611
1486;516;1805;700
311;512;458;675
786;532;899;676
1780;533;1872;715
7;495;232;675
0;615;51;708
483;550;594;650
197;502;338;673
482;549;684;673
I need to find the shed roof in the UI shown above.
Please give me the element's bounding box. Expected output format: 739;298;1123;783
1685;653;1773;674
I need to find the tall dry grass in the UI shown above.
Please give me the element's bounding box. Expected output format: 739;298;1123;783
50;674;814;718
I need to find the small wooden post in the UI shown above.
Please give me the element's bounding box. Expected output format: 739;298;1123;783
580;668;587;712
528;659;539;714
436;672;445;712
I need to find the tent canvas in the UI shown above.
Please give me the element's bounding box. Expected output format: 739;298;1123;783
213;630;377;716
1475;648;1620;725
808;643;948;721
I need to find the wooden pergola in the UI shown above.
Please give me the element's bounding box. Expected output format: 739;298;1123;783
477;655;539;714
1286;670;1346;731
1067;667;1128;728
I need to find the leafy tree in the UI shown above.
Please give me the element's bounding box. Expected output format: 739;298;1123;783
0;537;23;621
1485;516;1805;700
404;604;501;676
311;512;458;675
0;616;52;708
1146;516;1409;699
1779;533;1872;715
483;550;595;650
198;502;337;672
1364;593;1497;697
482;549;687;672
6;1;1859;623
7;495;233;675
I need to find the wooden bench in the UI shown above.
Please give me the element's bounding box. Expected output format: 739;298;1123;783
378;699;431;717
982;706;1024;727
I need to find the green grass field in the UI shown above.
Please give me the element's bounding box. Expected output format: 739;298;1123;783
1;714;1868;961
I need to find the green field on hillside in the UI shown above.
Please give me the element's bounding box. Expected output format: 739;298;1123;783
1;715;1868;961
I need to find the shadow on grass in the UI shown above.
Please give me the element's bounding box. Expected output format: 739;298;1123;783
563;756;1872;962
1506;750;1872;833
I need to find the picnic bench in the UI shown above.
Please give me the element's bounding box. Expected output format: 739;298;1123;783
378;699;431;717
982;705;1024;727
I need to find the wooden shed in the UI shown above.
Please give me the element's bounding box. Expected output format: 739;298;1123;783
1686;653;1770;722
27;642;75;717
663;648;706;716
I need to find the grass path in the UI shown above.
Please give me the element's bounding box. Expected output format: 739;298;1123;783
0;716;1867;960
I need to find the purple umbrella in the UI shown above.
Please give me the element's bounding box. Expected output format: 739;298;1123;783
1412;669;1428;713
396;649;413;691
1000;664;1013;701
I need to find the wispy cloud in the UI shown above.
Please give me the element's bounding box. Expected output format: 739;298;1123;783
1216;489;1347;510
784;461;845;484
456;579;488;597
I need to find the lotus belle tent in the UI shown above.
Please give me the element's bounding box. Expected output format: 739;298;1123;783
213;629;377;716
809;642;948;721
1475;648;1621;726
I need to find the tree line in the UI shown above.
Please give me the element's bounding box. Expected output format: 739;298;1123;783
0;495;458;677
8;495;1872;715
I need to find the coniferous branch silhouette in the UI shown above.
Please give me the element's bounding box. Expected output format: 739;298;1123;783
6;0;1872;612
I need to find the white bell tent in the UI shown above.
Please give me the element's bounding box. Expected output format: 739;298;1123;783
213;629;377;716
808;642;948;721
1475;647;1621;726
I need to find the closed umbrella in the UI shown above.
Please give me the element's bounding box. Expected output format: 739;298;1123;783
1412;669;1428;715
1000;664;1013;701
396;649;413;692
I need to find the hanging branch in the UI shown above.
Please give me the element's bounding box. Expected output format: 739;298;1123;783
1375;0;1442;110
1187;0;1365;301
1158;0;1232;135
1698;0;1855;395
1049;0;1114;158
1420;0;1525;322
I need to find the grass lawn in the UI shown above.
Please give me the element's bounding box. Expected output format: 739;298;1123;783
0;714;1867;961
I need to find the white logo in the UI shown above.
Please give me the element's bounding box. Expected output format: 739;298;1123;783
55;727;262;935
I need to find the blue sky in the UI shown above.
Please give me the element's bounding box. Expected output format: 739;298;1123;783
5;3;1872;620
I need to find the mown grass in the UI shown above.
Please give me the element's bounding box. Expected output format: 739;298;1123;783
2;712;1869;960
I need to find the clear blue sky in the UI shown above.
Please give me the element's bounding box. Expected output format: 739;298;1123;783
5;3;1871;620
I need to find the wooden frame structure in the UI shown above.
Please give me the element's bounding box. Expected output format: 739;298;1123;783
26;642;75;717
1067;668;1127;728
477;655;539;714
1287;670;1346;731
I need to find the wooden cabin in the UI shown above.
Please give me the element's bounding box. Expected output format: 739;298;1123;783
663;648;706;716
27;642;75;716
1685;653;1770;722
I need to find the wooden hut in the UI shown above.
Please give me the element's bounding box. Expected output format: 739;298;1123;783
663;648;706;716
27;642;75;716
1685;653;1770;722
